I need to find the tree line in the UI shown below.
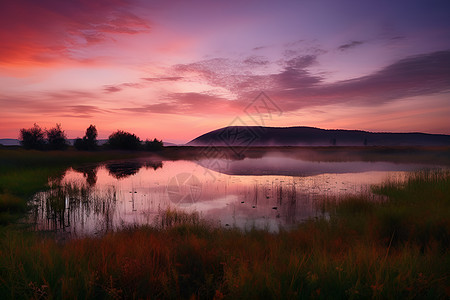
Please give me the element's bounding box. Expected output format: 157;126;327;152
19;124;163;151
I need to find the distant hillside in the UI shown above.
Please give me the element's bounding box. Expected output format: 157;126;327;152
0;139;20;146
0;139;109;146
187;126;450;147
0;138;174;147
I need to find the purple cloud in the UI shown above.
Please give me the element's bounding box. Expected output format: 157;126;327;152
243;56;270;66
172;50;450;113
338;41;364;51
272;50;450;110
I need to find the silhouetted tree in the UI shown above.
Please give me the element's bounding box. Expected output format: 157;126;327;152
144;138;164;151
107;130;141;150
19;123;46;149
84;124;98;149
46;124;68;150
74;125;98;150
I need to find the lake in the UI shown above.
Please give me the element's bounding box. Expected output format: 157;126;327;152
27;152;440;237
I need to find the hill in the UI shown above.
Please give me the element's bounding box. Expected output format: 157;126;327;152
0;139;109;146
0;139;20;146
187;126;450;147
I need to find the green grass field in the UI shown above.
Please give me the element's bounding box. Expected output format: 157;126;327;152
0;149;449;299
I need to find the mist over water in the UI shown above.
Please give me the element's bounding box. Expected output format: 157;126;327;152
27;153;441;238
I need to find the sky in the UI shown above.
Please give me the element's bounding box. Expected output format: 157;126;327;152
1;0;449;143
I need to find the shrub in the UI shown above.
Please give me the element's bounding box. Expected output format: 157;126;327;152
19;124;46;150
46;124;68;150
144;138;164;151
107;130;141;150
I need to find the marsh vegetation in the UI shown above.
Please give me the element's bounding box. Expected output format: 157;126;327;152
0;148;449;299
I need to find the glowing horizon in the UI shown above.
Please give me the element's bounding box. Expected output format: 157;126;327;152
1;0;449;143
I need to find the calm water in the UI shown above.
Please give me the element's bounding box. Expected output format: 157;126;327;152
28;154;437;237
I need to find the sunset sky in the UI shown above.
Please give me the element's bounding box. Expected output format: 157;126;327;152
1;0;449;143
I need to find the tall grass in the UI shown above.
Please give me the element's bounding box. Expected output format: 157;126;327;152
0;170;449;299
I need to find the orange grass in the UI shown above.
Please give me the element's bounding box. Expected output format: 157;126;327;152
1;207;449;299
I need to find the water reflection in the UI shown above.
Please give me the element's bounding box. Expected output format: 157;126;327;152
73;165;98;186
28;155;438;238
29;181;118;236
105;160;163;179
198;155;431;176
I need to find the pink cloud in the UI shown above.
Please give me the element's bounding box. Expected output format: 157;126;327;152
118;92;242;115
0;90;107;118
0;0;150;68
142;77;183;82
103;82;143;93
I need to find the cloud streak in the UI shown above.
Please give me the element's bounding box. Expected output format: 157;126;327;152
0;90;107;118
103;82;144;93
118;92;241;115
142;77;184;82
338;41;364;51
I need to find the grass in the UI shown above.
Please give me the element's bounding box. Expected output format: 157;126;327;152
0;149;449;299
